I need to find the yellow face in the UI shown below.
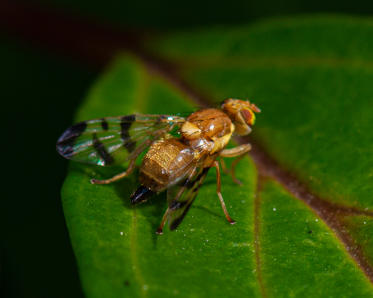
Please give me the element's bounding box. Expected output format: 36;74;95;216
221;98;261;136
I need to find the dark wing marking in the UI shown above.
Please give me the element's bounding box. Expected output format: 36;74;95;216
56;114;185;166
120;115;136;152
92;133;114;165
167;166;210;230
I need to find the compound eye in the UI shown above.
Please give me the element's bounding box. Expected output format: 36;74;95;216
240;109;255;125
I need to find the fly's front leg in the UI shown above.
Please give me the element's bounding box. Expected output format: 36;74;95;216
212;161;236;225
91;140;152;185
219;143;251;185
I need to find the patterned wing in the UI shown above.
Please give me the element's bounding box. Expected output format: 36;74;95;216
56;114;185;166
166;166;211;230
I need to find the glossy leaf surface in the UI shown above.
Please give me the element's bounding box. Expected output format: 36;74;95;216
62;17;373;297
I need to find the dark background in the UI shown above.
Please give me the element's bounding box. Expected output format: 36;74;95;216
2;1;373;297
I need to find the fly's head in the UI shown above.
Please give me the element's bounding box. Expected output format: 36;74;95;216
221;98;261;136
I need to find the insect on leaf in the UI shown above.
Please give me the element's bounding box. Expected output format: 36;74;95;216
62;18;373;298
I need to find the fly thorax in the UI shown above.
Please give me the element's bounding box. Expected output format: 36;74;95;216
210;122;235;154
181;121;202;140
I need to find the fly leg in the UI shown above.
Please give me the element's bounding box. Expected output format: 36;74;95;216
91;140;151;184
90;158;137;184
212;161;236;225
219;157;230;175
156;167;198;234
227;155;245;185
219;143;251;185
219;156;242;185
156;208;170;235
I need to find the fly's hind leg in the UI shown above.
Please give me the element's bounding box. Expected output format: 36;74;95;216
212;161;236;225
91;140;151;185
156;207;170;235
90;157;137;184
219;143;251;185
156;167;198;235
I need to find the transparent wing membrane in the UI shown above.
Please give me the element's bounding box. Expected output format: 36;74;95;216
56;114;185;166
167;166;211;230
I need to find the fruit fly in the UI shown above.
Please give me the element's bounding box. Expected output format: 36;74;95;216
56;99;260;234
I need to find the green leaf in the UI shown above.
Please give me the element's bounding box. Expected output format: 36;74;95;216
62;17;373;297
